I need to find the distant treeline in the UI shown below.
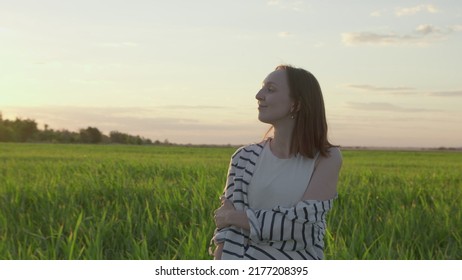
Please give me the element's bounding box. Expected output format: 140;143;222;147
0;112;167;145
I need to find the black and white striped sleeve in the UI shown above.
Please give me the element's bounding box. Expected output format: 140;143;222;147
245;199;334;250
212;148;245;244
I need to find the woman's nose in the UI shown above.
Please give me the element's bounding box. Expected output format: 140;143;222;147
255;89;264;101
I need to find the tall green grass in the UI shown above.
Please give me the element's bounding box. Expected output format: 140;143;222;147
326;150;462;259
1;143;461;259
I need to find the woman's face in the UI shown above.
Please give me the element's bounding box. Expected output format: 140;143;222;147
255;69;294;125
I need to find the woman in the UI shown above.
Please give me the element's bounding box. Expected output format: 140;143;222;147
212;65;342;260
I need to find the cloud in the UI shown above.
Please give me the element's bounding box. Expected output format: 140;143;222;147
347;102;438;113
278;31;292;38
342;24;456;46
370;11;382;17
395;4;439;16
415;24;440;35
346;84;462;98
95;42;139;48
346;84;415;93
267;0;280;6
428;91;462;97
161;105;228;110
267;0;306;12
449;25;462;32
342;32;397;45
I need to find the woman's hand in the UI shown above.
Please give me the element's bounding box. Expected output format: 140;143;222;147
214;196;250;231
214;196;235;229
214;243;224;260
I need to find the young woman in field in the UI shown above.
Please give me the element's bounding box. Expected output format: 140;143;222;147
211;65;342;260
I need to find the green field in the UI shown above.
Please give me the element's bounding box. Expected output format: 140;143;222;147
1;143;461;259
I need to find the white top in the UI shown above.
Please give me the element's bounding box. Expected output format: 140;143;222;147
248;141;318;210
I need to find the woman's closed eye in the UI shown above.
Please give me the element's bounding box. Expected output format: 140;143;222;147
262;84;276;92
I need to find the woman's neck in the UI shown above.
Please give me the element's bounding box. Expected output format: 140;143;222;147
270;124;294;159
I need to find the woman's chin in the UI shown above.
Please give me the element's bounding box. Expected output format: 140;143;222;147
257;116;272;125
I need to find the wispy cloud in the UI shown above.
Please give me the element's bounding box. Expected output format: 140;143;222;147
347;102;439;113
369;4;439;18
450;25;462;32
346;84;462;98
342;24;459;46
267;0;306;12
161;105;229;110
267;0;280;6
95;42;139;48
370;10;383;17
346;84;415;93
278;31;293;38
342;32;393;46
395;4;439;17
415;24;432;35
428;91;462;97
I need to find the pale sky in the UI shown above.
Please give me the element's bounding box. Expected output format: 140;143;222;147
1;0;461;147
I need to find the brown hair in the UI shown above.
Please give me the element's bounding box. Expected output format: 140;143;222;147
270;65;335;158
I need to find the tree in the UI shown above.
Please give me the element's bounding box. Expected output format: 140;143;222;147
110;131;128;144
14;118;38;142
0;124;14;142
79;127;103;143
0;113;157;145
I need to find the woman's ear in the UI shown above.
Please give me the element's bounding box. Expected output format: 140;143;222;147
291;101;301;113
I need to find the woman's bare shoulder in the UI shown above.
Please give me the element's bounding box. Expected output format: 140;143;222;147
328;146;342;161
318;146;343;169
